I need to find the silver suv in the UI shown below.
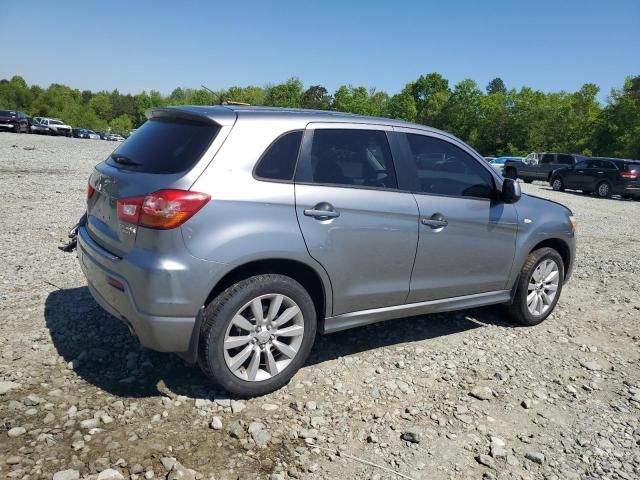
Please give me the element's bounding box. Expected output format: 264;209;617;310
77;106;576;396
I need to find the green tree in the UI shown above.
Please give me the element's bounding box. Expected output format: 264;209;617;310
302;85;332;110
109;114;133;136
486;77;507;94
388;91;417;122
265;78;303;107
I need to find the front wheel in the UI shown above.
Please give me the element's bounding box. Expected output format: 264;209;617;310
198;274;317;397
506;247;564;326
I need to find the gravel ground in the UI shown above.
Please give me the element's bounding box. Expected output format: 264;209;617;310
1;132;639;480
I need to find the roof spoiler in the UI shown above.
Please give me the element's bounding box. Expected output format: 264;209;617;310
145;106;237;127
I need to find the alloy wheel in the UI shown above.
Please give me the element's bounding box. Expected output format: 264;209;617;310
223;293;305;382
598;183;610;197
526;259;559;317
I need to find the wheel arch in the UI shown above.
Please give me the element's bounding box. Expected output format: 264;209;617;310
180;257;331;364
530;238;571;280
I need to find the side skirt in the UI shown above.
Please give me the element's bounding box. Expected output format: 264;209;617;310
321;290;512;334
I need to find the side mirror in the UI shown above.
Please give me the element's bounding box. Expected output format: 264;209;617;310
501;178;521;203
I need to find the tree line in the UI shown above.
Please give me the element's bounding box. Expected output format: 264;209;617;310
1;74;638;158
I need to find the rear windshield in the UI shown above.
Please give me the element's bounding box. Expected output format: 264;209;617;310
623;162;640;172
106;117;220;174
0;110;17;117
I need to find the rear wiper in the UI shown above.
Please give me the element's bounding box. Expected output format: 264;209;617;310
110;153;141;166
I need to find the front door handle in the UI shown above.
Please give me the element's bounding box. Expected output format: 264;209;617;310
304;202;340;220
421;213;448;229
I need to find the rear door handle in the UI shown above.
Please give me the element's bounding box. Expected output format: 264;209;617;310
304;202;340;220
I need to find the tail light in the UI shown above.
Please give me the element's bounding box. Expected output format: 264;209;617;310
116;189;210;230
87;183;96;200
619;171;638;179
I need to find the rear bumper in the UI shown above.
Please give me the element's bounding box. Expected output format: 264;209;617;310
614;184;640;196
77;225;223;353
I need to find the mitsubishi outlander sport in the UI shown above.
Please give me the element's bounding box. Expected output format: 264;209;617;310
76;106;576;396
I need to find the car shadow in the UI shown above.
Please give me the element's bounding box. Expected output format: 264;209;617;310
44;286;516;400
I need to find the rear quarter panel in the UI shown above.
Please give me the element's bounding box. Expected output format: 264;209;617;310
184;116;334;314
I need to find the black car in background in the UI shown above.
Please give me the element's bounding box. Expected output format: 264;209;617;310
550;157;640;199
0;110;29;133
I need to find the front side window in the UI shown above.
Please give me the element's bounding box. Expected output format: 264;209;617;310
405;134;494;199
306;129;398;189
254;130;302;181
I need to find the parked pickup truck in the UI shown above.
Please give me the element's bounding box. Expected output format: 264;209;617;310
504;153;587;183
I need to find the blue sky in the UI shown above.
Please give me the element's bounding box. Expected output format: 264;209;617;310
3;0;638;101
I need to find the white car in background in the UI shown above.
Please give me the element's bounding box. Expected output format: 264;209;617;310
35;117;73;137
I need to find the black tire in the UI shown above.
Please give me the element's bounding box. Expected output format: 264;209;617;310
523;179;533;184
505;247;564;326
504;168;517;180
551;176;564;191
582;190;591;195
596;181;611;198
198;274;317;397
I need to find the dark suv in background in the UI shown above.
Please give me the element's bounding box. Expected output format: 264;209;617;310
505;153;587;183
0;109;29;133
550;158;640;198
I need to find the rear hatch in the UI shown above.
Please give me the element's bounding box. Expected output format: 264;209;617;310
86;114;223;257
620;162;640;187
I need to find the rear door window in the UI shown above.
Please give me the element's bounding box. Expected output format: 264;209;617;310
540;154;555;164
107;118;220;174
301;129;398;189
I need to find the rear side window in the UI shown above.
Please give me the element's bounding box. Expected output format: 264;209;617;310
107;118;220;174
254;130;302;181
304;129;398;189
540;154;555;164
405;134;494;199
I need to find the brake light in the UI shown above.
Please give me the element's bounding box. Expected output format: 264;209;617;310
619;171;638;179
87;183;96;199
117;190;210;229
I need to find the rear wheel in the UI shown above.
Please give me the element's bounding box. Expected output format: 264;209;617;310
198;274;317;397
523;179;533;184
506;247;564;326
596;181;611;198
551;176;564;191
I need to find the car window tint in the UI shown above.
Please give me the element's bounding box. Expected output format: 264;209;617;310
556;154;574;165
405;134;494;199
106;118;220;174
574;161;589;169
540;154;555;164
255;130;302;181
308;129;397;189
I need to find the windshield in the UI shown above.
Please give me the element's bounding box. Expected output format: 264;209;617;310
0;110;17;117
50;120;63;125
